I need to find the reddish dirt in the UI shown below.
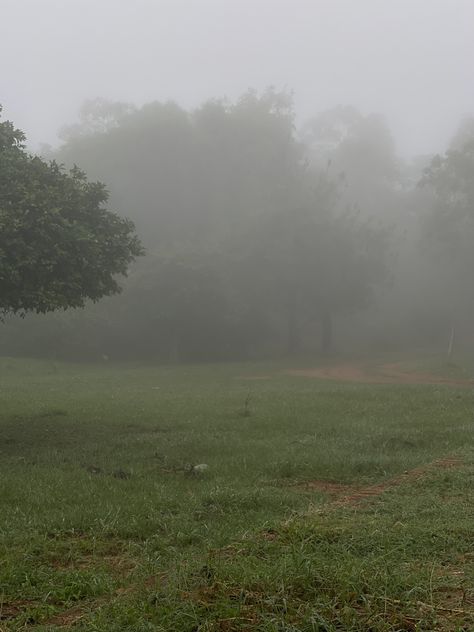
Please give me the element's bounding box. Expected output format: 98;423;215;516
287;362;474;386
44;605;89;627
301;456;463;508
0;600;38;621
40;573;165;628
23;456;463;629
234;375;272;380
297;480;356;497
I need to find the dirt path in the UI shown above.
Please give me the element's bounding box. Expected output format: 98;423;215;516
297;456;463;508
287;362;474;386
16;457;462;630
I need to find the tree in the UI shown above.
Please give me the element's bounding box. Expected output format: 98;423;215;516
0;107;143;318
1;93;390;360
301;106;400;222
54;89;304;249
421;138;474;271
58;98;136;141
301;105;398;185
229;173;390;355
449;116;474;151
38;90;307;359
420;133;474;353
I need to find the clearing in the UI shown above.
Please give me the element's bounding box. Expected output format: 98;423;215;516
0;355;473;631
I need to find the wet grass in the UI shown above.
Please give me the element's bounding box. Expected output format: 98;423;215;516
0;356;473;630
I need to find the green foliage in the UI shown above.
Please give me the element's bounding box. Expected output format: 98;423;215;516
116;253;244;361
59;97;136;140
0;93;392;359
55;89;302;248
0;106;143;318
420;138;474;325
29;92;387;360
302;105;399;192
239;204;390;352
421;120;474;266
422;140;474;235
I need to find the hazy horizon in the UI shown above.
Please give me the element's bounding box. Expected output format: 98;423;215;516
2;0;474;158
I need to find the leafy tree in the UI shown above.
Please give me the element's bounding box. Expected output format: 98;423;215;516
238;196;389;355
419;131;474;352
301;105;398;184
1;93;391;360
301;106;401;224
0;107;143;318
118;254;240;362
421;139;474;269
449;116;474;151
54;89;303;249
59;98;136;141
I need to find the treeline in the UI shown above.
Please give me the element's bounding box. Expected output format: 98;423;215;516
1;91;473;361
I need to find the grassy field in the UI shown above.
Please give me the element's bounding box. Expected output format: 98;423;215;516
0;356;473;631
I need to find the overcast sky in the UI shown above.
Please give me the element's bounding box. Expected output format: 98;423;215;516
1;0;473;157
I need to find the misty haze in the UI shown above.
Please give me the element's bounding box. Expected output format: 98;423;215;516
1;2;474;630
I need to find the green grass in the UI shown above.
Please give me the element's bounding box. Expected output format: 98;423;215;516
0;356;473;630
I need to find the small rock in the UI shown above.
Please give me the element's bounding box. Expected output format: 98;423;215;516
192;463;209;474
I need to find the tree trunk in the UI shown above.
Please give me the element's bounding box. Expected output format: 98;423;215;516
286;306;300;355
447;323;455;359
321;310;333;356
169;332;181;364
286;289;300;355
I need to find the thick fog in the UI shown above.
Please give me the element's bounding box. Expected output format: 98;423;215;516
2;0;474;362
2;0;474;157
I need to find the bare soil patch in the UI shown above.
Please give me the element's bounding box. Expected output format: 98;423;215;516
234;375;272;381
0;600;38;622
287;362;474;386
300;456;463;508
32;456;463;629
296;480;356;497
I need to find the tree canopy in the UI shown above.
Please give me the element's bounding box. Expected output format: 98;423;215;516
0;93;392;360
421;137;474;305
0;107;143;318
